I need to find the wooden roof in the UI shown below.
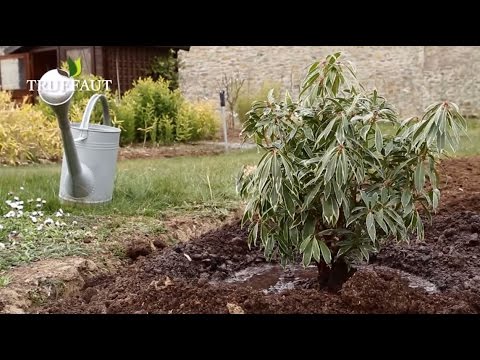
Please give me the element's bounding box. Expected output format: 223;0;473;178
3;46;190;54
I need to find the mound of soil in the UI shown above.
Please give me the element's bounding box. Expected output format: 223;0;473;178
38;156;480;314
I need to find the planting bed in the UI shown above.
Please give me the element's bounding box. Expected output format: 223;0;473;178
37;156;480;314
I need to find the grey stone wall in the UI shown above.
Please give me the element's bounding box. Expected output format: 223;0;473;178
178;46;480;117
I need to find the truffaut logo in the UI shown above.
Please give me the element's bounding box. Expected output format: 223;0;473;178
66;57;82;78
26;57;112;93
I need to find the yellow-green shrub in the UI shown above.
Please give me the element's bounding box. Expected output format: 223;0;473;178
116;77;182;145
117;78;219;145
176;101;220;142
0;91;62;165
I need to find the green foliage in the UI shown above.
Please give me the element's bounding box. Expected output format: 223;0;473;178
237;52;467;271
118;78;219;145
176;101;220;142
117;77;183;145
146;49;182;91
236;81;282;124
0;91;62;165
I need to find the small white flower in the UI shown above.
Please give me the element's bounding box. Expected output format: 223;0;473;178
4;211;15;218
16;210;23;218
38;211;44;217
8;192;13;196
36;224;44;231
60;222;66;227
44;218;54;225
16;205;23;210
13;196;19;201
32;211;38;216
36;204;42;208
72;220;78;226
18;201;24;205
55;221;60;227
30;216;38;223
20;186;24;190
42;200;46;204
0;243;5;250
27;199;33;203
55;211;63;218
5;200;11;205
36;198;42;202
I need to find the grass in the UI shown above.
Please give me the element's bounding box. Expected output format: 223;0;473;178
0;149;260;217
0;149;261;271
456;117;480;156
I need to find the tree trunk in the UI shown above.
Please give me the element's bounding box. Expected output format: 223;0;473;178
317;258;355;292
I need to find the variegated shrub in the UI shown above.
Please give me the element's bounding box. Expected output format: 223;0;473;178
237;52;466;284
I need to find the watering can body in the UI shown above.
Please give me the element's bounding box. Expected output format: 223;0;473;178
38;70;121;205
59;122;120;204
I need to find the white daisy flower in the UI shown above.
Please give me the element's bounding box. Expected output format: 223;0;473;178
3;211;15;218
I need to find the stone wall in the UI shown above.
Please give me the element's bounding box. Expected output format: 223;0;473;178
178;46;480;117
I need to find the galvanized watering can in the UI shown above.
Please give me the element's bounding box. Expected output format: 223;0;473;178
38;69;121;204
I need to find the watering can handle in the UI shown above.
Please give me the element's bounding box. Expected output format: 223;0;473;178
76;94;112;141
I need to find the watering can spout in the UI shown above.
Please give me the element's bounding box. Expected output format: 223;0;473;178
38;69;94;198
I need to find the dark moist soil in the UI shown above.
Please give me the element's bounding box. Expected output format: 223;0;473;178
39;156;480;314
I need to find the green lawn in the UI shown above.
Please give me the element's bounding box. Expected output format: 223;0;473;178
0;149;260;217
456;118;480;156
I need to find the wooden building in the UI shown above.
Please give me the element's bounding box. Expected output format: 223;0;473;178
0;46;189;102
